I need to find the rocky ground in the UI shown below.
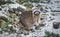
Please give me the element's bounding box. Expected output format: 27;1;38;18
0;10;60;37
0;0;60;37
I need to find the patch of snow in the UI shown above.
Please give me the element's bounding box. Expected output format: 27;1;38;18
9;3;27;10
0;12;9;19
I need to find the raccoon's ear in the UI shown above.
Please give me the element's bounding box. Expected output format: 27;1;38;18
37;5;43;11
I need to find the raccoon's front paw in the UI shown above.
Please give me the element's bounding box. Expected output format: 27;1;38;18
35;25;41;30
23;30;29;35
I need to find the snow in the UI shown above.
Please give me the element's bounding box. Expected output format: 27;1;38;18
0;11;9;19
9;3;27;10
0;0;60;37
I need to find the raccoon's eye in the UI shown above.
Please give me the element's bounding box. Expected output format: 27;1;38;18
34;11;40;14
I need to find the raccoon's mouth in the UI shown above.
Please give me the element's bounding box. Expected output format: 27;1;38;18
34;11;40;16
34;13;40;16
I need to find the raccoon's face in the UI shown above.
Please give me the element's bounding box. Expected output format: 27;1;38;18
34;11;40;16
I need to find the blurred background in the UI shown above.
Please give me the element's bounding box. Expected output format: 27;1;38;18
0;0;60;37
